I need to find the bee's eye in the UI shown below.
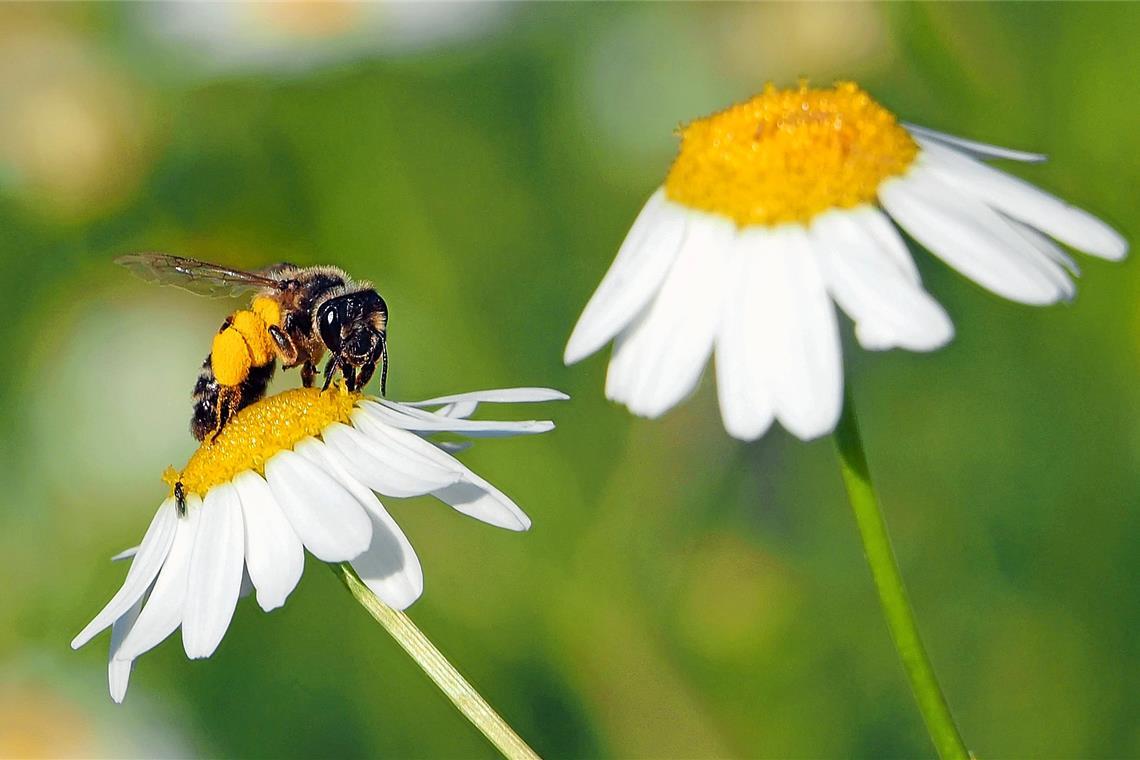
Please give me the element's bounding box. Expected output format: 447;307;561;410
318;301;344;349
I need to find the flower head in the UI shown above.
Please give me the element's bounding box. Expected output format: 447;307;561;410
565;82;1127;441
140;1;508;77
72;384;565;702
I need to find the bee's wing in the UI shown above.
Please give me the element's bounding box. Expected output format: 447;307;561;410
115;253;286;298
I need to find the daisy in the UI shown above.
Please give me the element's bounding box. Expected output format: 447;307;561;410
564;82;1128;441
72;384;565;703
138;1;508;78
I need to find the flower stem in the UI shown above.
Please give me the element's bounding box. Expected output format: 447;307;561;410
832;388;969;760
330;563;540;760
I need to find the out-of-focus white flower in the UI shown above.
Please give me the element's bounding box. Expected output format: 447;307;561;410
140;1;509;77
565;83;1127;442
27;290;217;511
72;385;565;702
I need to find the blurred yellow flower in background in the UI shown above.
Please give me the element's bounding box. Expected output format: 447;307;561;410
713;3;895;85
0;8;155;221
0;684;93;758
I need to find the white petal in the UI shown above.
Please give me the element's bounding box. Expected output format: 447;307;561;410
107;588;147;704
916;140;1127;261
565;189;688;364
810;207;954;352
350;411;479;478
72;499;179;650
182;485;245;659
857;204;922;284
402;388;569;407
879;169;1074;305
350;508;424;611
322;420;461;497
1006;216;1080;276
902;123;1047;163
116;500;202;661
360;400;555;438
714;241;774;441
740;225;844;440
605;209;733;418
265;447;373;562
296;439;424;611
434;465;533;531
434;401;477;419
233;471;304;612
111;546;138;562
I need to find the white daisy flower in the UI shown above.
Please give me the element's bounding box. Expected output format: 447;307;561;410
72;385;566;703
138;1;509;78
565;82;1128;442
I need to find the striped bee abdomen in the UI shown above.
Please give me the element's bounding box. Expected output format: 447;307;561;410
190;353;277;441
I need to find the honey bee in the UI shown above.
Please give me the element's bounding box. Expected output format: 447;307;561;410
116;254;389;442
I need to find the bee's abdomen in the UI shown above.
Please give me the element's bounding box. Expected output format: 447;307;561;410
191;354;222;441
190;353;277;441
240;360;276;407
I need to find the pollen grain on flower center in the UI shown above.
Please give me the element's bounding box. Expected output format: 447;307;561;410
664;82;918;227
167;386;360;499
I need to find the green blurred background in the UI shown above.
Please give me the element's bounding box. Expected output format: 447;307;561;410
0;3;1137;758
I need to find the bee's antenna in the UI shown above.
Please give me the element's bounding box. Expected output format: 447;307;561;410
380;347;388;396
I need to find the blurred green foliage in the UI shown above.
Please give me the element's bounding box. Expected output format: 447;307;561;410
0;3;1137;758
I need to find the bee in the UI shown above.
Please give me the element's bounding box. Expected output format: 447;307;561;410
116;253;389;442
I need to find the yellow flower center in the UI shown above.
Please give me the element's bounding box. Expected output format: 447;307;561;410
663;82;918;227
165;386;361;499
253;1;361;39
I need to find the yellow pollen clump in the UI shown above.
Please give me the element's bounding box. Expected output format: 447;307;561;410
664;82;918;226
165;386;361;499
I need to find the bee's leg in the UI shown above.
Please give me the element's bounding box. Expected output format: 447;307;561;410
356;337;386;395
321;355;341;391
210;385;242;441
342;364;357;392
300;360;317;388
267;325;299;366
355;362;375;392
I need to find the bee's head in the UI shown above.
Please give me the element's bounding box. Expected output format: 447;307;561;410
317;290;388;367
343;329;383;366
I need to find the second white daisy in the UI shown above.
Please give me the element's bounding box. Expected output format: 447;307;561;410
565;82;1127;441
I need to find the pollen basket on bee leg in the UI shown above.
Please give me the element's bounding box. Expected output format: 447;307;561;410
251;296;283;328
210;308;280;386
211;329;254;387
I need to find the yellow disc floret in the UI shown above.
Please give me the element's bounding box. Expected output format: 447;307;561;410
664;82;918;227
166;386;361;499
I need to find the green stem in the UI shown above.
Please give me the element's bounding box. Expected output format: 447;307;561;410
330;563;540;760
833;388;969;760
